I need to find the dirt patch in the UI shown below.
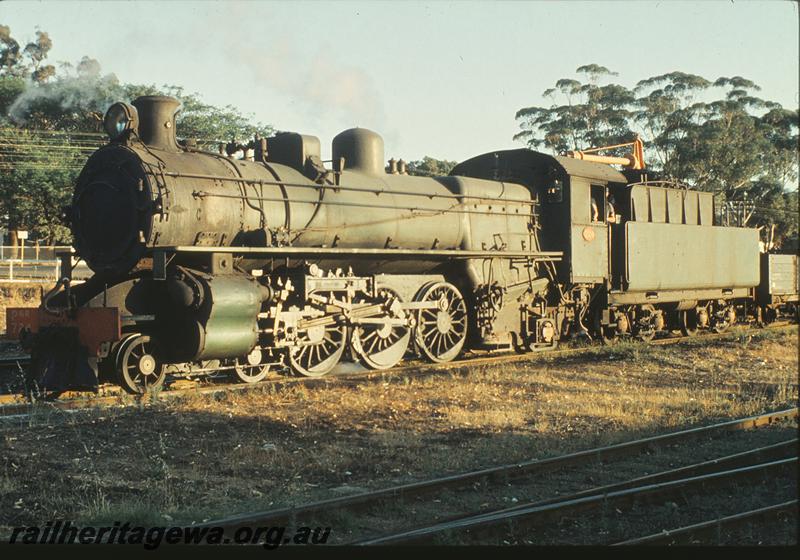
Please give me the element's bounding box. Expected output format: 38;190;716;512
0;326;797;538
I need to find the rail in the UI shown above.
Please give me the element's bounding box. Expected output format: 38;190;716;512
612;500;798;545
0;245;65;282
358;457;798;545
198;408;797;536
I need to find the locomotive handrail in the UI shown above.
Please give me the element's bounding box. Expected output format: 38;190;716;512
192;190;534;218
164;170;537;205
153;245;563;261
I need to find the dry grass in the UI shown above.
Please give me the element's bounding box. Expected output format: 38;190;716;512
0;326;797;537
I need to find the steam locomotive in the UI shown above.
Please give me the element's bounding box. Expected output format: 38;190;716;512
6;96;797;394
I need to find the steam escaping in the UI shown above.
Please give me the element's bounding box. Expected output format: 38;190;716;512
7;68;122;128
226;31;387;132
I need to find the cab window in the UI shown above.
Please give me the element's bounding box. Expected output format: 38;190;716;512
590;184;605;223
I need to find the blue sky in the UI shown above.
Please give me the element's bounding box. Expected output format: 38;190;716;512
3;0;798;161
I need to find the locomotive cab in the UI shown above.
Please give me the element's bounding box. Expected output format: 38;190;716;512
452;149;625;285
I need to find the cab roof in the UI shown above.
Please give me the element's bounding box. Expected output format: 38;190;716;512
452;148;628;185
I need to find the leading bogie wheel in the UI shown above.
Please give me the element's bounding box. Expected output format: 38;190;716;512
414;281;468;363
233;348;271;383
116;334;166;394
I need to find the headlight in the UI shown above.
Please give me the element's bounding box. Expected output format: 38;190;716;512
103;102;139;140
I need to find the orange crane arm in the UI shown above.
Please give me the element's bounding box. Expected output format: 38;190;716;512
565;135;645;170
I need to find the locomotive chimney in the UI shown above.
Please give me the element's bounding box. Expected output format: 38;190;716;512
132;95;181;151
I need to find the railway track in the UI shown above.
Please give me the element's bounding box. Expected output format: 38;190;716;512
612;500;798;545
199;408;797;544
0;322;794;419
356;445;796;545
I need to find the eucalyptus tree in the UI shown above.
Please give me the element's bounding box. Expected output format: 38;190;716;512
514;64;636;156
515;66;798;247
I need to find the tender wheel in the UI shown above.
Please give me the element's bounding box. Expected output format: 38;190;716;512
712;305;736;333
762;306;778;325
116;334;165;394
679;310;699;337
351;288;411;370
414;282;468;363
233;348;271;383
633;305;659;342
288;324;347;377
598;327;618;346
594;308;629;346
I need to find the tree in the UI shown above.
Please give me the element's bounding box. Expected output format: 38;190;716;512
667;79;774;197
407;156;458;176
515;66;799;249
0;24;24;78
117;84;273;146
746;181;798;249
7;61;122;131
632;71;711;169
1;25;56;121
0;127;90;244
514;64;636;155
0;75;25;122
0;26;275;246
25;30;55;84
0;25;55;84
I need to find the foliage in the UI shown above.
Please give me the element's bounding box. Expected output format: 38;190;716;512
1;24;56;122
515;65;799;248
0;127;90;243
7;59;122;132
0;75;25;120
407;156;458;177
1;25;55;83
0;24;273;243
121;84;273;146
515;64;635;155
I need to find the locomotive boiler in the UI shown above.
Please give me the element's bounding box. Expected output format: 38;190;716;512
5;95;781;395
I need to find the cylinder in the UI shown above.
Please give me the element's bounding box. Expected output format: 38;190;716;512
162;271;263;361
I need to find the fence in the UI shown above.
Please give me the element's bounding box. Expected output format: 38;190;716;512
0;245;83;282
